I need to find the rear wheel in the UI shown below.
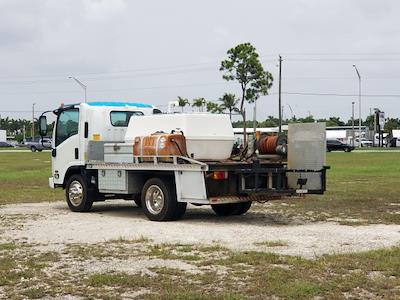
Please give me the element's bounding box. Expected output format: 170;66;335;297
65;174;94;212
233;201;252;215
141;177;186;221
30;146;37;152
212;201;252;216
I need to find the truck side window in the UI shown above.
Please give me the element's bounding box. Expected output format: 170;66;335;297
55;109;79;146
110;111;144;127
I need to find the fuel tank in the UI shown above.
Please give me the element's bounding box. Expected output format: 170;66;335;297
133;131;188;160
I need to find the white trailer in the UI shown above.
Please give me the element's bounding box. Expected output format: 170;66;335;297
38;102;328;221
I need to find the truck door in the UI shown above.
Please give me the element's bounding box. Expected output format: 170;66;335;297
52;108;81;186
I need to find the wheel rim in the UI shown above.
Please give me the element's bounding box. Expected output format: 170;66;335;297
68;180;83;206
145;185;165;215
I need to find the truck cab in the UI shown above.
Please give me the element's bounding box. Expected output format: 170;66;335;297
49;102;158;188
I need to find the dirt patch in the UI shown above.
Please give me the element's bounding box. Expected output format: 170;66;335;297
1;201;400;259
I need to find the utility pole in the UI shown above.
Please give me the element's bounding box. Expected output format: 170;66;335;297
32;103;36;140
351;102;355;147
278;55;282;134
353;65;362;148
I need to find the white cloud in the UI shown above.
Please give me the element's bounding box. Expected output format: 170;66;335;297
82;0;127;21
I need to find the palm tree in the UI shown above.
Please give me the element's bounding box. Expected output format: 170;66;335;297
219;93;239;120
192;97;206;112
177;96;190;112
206;101;221;113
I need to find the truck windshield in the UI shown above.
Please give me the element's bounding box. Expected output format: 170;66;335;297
55;109;79;146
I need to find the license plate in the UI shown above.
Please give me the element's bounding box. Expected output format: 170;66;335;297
296;189;308;194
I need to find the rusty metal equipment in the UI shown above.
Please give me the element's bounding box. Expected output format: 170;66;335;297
134;131;188;160
257;135;287;156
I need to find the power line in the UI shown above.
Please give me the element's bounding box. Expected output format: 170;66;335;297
280;92;400;97
286;58;400;62
0;62;219;80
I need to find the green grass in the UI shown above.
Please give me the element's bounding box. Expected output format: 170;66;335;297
0;240;399;299
1;151;399;224
255;240;289;247
0;152;63;204
257;152;400;224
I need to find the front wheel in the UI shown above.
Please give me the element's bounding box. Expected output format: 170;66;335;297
30;146;37;152
141;177;186;221
65;174;94;212
134;198;142;208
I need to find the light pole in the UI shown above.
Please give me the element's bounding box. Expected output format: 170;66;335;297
69;76;87;103
286;104;294;120
32;102;36;140
352;65;361;148
278;55;282;134
351;101;355;147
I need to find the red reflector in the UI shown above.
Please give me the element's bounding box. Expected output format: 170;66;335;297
212;171;228;180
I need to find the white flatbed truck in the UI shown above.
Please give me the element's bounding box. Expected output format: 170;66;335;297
39;101;328;221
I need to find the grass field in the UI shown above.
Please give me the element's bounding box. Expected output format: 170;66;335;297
0;152;63;204
0;151;400;299
1;151;399;224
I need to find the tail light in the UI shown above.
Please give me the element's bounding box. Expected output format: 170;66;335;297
211;171;228;180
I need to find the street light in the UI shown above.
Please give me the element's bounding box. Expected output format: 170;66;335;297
69;76;87;103
351;101;355;147
286;104;294;120
352;64;361;148
32;102;36;140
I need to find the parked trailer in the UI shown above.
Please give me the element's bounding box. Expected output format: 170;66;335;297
39;102;328;221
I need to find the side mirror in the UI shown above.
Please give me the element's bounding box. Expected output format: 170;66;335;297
39;115;48;137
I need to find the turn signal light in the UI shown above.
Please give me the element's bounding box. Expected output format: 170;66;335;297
212;171;228;180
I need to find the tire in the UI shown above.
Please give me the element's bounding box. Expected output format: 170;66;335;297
212;202;252;216
233;201;252;215
30;146;36;152
344;147;350;152
65;174;94;212
38;149;43;152
211;203;237;216
134;198;142;208
141;177;186;221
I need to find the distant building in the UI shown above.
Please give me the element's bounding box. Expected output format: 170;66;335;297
0;130;6;142
233;125;370;145
326;126;369;143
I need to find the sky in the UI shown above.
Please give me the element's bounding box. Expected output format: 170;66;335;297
0;0;400;122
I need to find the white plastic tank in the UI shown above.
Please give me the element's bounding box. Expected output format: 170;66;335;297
125;113;235;160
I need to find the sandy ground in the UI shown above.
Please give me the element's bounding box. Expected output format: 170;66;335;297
1;200;400;259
